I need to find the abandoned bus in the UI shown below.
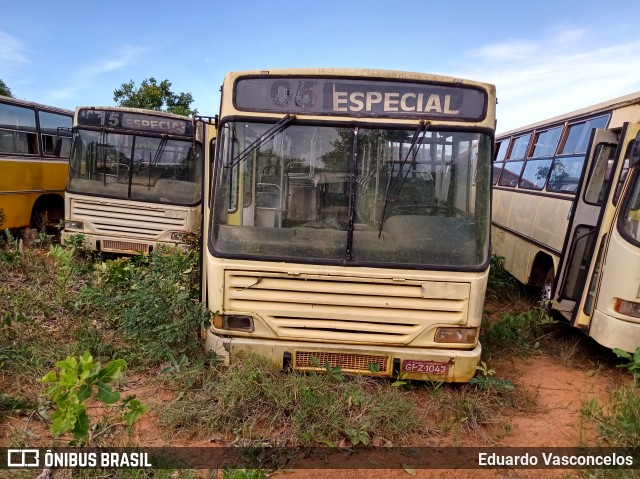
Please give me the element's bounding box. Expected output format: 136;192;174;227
492;91;640;352
203;69;496;381
0;96;72;229
62;107;202;254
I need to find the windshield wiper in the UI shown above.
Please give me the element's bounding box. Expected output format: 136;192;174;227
226;114;295;169
378;120;429;238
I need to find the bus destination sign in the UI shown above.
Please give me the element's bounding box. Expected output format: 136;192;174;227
234;77;487;121
77;109;193;135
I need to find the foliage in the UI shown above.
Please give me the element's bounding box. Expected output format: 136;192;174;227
581;384;640;448
486;254;517;299
480;307;556;358
0;208;5;228
0;228;21;264
158;352;419;447
470;361;514;392
113;77;196;116
40;352;146;444
78;247;204;365
0;79;12;97
612;347;640;386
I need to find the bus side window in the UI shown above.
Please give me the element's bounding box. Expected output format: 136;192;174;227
0;102;38;155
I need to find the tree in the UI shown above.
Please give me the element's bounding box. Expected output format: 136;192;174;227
113;78;196;116
0;79;13;97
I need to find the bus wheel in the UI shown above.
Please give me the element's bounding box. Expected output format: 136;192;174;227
542;268;554;305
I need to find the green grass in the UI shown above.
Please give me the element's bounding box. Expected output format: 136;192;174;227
158;351;420;447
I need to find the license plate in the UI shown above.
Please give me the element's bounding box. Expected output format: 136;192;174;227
402;360;449;375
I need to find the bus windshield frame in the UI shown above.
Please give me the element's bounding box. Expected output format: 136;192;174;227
67;127;202;206
211;118;492;270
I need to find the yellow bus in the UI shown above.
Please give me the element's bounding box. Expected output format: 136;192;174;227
202;69;496;382
0;96;72;229
62;107;204;254
492;91;640;352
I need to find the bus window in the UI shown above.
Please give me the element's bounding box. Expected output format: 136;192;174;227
547;156;585;193
621;171;640;243
519;158;552;190
493;139;509;185
561;115;609;154
0;103;38;155
509;133;531;160
39;110;72;157
498;160;524;187
584;143;616;205
532;126;563;157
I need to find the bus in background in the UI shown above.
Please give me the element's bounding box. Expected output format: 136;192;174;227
202;69;496;382
492;91;640;352
62;107;203;254
0;96;72;229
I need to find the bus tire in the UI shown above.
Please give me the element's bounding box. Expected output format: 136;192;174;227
30;194;64;231
542;267;554;305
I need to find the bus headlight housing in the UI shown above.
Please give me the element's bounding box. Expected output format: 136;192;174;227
65;221;84;232
614;299;640;319
213;314;254;332
434;327;477;344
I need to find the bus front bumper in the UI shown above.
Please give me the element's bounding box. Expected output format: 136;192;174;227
61;230;183;255
204;330;481;383
590;309;640;353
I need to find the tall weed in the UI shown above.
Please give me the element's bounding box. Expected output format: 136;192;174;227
78;247;204;366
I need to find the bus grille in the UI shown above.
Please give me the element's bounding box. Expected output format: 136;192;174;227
295;351;390;374
224;271;469;345
102;240;150;254
70;198;186;240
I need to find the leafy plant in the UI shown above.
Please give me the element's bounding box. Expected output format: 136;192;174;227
309;354;345;381
0;229;20;264
160;352;189;374
345;421;371;445
470;361;514;393
486;254;517;298
79;247;204;365
612;347;640;386
581;384;640;447
40;351;146;444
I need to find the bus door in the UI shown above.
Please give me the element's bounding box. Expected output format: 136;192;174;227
553;124;640;328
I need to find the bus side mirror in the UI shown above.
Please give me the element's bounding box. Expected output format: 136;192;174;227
54;137;63;157
630;132;640;168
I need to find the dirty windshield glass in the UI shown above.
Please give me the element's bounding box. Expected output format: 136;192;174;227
67;129;202;205
212;120;491;268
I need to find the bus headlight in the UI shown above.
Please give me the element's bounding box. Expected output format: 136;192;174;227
65;221;84;231
614;299;640;319
434;327;477;344
170;232;186;241
213;314;254;332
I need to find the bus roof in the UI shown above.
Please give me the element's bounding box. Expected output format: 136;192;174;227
0;95;73;116
497;90;640;138
74;106;191;120
223;68;496;92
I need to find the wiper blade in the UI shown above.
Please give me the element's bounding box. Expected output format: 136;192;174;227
226;114;295;169
152;135;168;166
378;121;430;238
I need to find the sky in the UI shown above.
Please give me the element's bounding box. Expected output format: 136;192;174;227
2;0;640;133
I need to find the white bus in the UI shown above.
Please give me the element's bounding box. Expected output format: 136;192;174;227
202;69;496;382
492;92;640;352
62;107;203;254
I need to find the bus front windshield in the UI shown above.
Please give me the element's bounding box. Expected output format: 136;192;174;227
212;121;492;268
67;129;202;205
